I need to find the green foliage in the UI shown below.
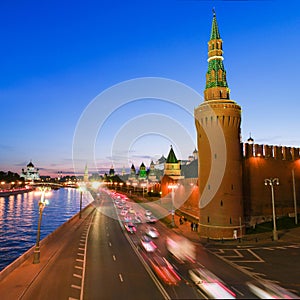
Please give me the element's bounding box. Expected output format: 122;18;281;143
0;171;23;182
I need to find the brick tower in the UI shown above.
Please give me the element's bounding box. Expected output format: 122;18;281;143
194;11;244;239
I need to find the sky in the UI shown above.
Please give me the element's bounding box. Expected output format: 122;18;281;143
1;0;300;177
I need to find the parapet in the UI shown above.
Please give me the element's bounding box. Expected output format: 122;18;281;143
243;143;300;161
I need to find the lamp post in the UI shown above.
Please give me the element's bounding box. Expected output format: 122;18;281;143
79;188;83;219
141;182;147;199
264;178;279;241
292;169;298;225
168;184;178;227
33;186;50;264
132;182;137;193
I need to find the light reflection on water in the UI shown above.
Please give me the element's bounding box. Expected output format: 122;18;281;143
0;188;93;271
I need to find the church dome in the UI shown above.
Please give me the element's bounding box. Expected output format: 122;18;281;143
27;161;34;168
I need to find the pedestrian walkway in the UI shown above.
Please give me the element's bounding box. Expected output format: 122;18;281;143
128;192;300;247
0;204;95;300
170;213;300;247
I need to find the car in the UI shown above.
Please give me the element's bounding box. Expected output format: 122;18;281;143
124;215;132;222
146;215;158;224
124;222;136;234
134;215;142;224
116;203;124;209
145;227;159;238
246;281;299;299
128;207;135;214
145;210;152;217
189;268;236;299
140;235;157;252
120;209;127;216
149;255;181;286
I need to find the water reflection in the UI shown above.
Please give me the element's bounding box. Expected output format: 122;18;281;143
0;188;93;271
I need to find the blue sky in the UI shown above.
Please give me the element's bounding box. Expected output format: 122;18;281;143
1;0;299;176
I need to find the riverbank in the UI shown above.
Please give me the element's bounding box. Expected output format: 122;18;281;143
0;187;33;197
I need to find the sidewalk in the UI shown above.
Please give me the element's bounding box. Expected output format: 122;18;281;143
170;213;300;247
0;204;95;300
127;193;300;247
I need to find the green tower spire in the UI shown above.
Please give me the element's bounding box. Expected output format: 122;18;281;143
204;10;230;101
166;145;178;163
210;9;220;40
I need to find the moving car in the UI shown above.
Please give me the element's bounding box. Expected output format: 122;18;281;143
189;268;236;299
145;226;159;238
120;209;128;216
128;207;135;214
124;222;136;234
247;281;299;299
145;210;152;216
149;255;181;286
140;235;157;252
134;215;142;224
146;215;158;224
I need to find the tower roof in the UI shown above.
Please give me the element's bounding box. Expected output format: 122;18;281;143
210;9;220;40
166;146;178;163
27;161;34;168
204;10;230;100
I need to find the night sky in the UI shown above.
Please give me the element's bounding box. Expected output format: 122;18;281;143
1;0;299;176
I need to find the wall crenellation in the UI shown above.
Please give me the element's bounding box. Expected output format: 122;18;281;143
243;143;300;161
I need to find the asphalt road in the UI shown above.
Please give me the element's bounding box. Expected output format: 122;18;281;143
3;188;298;299
83;195;165;299
208;243;300;297
83;190;261;299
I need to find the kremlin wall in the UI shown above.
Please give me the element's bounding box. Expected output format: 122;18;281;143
161;11;300;240
243;142;300;225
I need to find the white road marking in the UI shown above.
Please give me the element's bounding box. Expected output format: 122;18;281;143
79;247;85;251
71;285;81;290
113;255;116;261
68;297;78;300
75;266;83;270
76;259;84;263
247;249;265;262
119;273;124;282
73;273;82;279
109;242;112;246
77;253;84;256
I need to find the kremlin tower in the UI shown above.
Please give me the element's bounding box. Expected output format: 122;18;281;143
194;11;244;239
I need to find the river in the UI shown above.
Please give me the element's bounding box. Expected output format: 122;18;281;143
0;187;93;271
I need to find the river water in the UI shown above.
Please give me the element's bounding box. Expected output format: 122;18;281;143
0;188;93;271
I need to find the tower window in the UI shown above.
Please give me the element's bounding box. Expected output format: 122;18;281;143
231;184;234;190
220;200;223;206
214;153;217;159
208;184;210;190
230;217;232;224
207;216;210;223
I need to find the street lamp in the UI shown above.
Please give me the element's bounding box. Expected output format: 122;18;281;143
78;184;87;219
168;184;178;227
141;182;147;198
264;178;279;241
33;186;50;264
132;182;137;192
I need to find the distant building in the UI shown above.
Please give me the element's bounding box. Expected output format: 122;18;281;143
155;155;167;170
20;161;40;182
83;164;89;182
138;162;147;180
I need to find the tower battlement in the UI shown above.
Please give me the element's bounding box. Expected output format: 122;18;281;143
243;142;300;161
